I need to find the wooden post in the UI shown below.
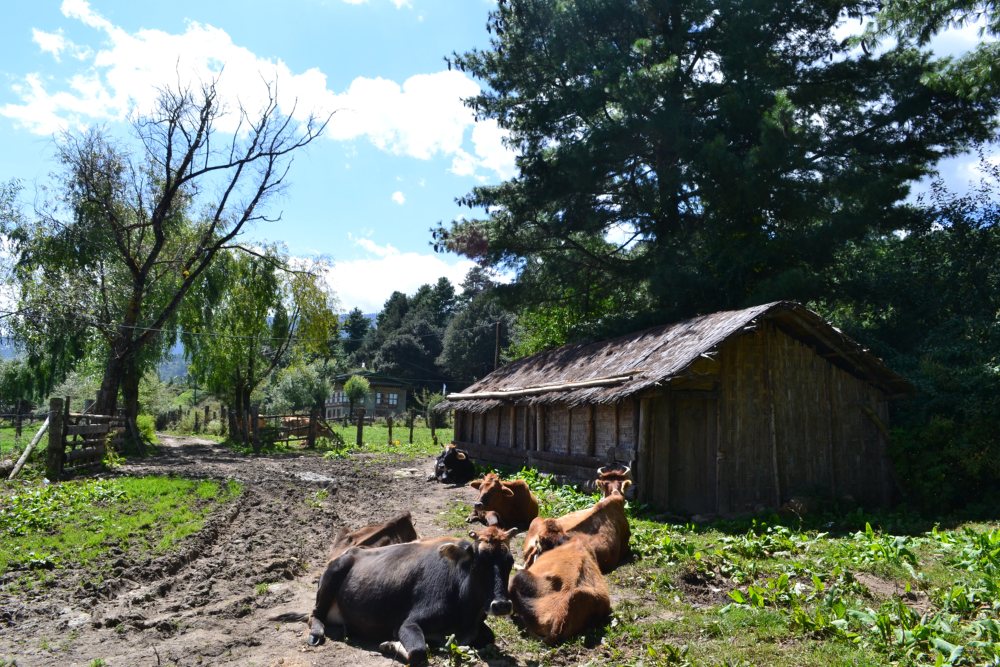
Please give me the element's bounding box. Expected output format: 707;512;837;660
204;405;210;425
46;398;64;480
307;406;318;449
587;404;596;457
636;398;650;501
613;401;621;450
408;409;415;444
763;332;782;507
251;405;261;454
194;411;201;433
536;408;545;452
508;405;516;449
355;408;365;447
565;406;572;454
387;415;394;445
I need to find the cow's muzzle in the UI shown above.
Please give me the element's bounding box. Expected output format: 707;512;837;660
489;599;512;616
473;501;484;511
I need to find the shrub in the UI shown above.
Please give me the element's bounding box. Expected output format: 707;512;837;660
136;414;158;445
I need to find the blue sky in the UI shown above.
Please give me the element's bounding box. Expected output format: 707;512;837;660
0;1;994;314
0;0;509;313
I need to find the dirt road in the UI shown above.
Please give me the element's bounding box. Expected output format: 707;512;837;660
0;436;492;667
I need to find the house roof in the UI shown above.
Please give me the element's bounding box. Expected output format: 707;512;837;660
439;301;911;414
333;371;410;388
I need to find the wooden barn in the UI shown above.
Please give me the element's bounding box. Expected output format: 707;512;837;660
438;302;910;517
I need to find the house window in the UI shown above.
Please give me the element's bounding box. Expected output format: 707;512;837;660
326;408;334;420
376;392;383;405
388;393;398;406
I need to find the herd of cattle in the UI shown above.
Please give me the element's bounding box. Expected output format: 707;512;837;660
306;443;633;665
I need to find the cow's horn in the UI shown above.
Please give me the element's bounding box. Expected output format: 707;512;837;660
597;466;607;475
622;466;631;477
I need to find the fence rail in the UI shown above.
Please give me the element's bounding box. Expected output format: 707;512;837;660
46;397;124;479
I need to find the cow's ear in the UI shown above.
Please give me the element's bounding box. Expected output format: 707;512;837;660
470;479;482;489
439;542;473;563
503;527;519;541
596;480;607;494
456;452;466;460
502;486;515;497
621;479;633;492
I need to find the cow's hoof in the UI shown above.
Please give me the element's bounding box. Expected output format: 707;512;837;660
307;632;324;646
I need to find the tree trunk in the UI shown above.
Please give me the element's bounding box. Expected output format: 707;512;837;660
120;357;146;455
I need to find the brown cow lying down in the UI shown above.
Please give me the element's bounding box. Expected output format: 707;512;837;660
522;470;631;573
328;511;419;560
309;526;518;666
509;536;611;644
467;472;539;529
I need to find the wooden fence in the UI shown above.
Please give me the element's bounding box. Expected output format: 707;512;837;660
45;397;124;480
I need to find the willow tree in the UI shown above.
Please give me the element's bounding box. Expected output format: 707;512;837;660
4;79;327;445
435;0;998;346
180;247;339;448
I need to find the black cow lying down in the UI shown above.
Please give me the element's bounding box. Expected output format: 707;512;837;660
429;443;476;485
309;526;518;665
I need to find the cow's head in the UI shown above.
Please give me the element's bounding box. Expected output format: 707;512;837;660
441;525;518;616
596;465;632;497
523;518;570;567
470;472;513;512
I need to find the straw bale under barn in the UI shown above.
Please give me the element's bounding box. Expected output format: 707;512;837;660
437;301;910;518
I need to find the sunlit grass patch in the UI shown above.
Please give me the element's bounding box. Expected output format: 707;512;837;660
0;476;241;577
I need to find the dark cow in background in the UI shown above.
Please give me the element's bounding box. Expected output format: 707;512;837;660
308;526;518;665
430;443;476;485
509;536;611;644
467;472;539;529
522;467;631;572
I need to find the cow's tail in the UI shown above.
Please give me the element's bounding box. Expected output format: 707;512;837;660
269;612;309;624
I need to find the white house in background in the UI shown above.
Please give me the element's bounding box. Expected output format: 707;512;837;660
326;372;410;420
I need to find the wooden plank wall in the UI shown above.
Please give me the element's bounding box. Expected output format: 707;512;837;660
717;329;776;514
455;398;640;484
717;324;892;514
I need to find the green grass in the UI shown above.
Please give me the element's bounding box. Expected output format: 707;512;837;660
225;423;453;462
0;424;41;456
0;476;241;577
479;469;1000;666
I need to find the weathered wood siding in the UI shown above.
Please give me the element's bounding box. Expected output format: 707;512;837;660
715;324;891;514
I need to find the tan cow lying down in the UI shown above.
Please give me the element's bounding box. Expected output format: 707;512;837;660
467;472;539;529
509;536;611;644
522;467;632;573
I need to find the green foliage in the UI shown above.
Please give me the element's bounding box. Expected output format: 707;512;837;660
0;476;241;576
826;162;1000;511
437;0;998;347
135;414;157;445
342;375;370;412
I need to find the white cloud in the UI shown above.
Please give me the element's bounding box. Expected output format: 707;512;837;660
324;238;475;312
1;0;519;179
32;29;68;61
391;190;406;205
353;236;399;257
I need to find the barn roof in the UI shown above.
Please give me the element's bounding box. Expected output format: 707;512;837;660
440;301;911;413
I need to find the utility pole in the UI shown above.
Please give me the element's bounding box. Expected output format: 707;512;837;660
494;320;501;370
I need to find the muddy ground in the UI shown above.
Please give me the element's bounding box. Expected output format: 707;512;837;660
0;436;505;667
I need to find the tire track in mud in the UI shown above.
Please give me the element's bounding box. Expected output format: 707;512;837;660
0;437;480;667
